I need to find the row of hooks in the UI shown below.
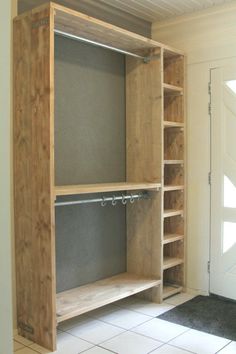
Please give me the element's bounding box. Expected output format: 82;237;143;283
55;192;149;207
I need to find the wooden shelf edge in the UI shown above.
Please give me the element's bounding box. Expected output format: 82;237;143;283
56;273;161;323
162;284;183;299
163;257;184;270
163;83;183;95
164;185;184;192
164;121;184;128
163;234;184;244
163;209;183;218
55;182;161;196
164;160;184;165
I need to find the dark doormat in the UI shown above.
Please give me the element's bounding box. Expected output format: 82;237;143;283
158;295;236;341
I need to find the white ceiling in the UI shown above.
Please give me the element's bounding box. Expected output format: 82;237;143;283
97;0;235;22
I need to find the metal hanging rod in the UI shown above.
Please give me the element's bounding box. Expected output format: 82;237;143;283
54;29;149;61
55;191;149;207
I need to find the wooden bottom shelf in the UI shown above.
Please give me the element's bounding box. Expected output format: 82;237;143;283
163;283;183;299
56;272;161;323
163;257;183;270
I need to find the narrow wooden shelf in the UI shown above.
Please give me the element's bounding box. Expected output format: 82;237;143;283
56;273;161;323
163;209;183;218
163;83;183;96
163;234;184;245
164;185;184;192
164;160;184;165
55;182;161;196
162;284;183;299
163;257;183;270
164;48;184;59
164;121;184;129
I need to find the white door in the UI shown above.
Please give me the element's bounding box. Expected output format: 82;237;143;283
210;65;236;300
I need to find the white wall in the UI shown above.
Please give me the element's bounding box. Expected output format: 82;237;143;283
152;1;236;295
0;1;17;353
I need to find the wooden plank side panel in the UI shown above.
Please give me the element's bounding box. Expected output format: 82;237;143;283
13;5;56;351
126;53;162;302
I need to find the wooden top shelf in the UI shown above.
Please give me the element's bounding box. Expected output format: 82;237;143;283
163;257;183;270
163;83;183;96
164;121;184;128
55;182;161;196
56;272;161;323
15;3;184;57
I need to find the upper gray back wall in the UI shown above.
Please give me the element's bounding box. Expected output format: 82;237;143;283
18;0;151;38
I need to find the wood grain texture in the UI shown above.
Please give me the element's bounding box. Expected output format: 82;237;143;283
56;273;161;322
13;5;56;351
164;164;184;186
55;182;161;196
164;129;184;160
164;96;184;122
126;51;163;302
164;55;184;87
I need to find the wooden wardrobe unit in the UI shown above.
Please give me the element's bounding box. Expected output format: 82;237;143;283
13;3;185;350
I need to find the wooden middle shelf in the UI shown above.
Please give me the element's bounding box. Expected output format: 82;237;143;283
163;83;183;96
56;273;161;322
163;209;183;218
55;182;161;196
164;234;184;244
164;185;184;192
164;121;184;128
163;257;183;270
164;160;184;165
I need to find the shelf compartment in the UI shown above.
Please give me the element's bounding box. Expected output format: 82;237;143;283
164;164;184;186
163;257;183;270
164;54;184;88
163;83;183;96
163;209;183;218
163;283;183;299
164;234;184;244
164;121;184;129
164;95;183;123
56;273;161;322
164;185;184;192
55;182;161;196
164;128;184;161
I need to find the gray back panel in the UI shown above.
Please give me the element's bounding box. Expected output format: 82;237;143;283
55;36;126;292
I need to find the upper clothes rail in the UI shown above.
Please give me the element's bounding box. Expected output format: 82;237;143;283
14;2;184;59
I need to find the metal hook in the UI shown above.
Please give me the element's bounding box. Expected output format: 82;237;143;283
101;196;107;207
112;195;117;206
130;194;135;204
122;194;127;205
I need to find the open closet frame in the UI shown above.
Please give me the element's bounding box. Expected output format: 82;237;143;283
13;2;185;350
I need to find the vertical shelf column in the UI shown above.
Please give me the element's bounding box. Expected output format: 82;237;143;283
161;49;185;300
126;49;163;302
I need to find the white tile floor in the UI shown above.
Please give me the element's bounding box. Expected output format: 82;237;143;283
13;293;236;354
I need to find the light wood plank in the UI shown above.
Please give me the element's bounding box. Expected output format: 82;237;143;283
55;182;161;196
163;257;183;270
163;209;183;218
164;185;184;192
164;234;184;244
164;121;184;128
163;83;183;95
57;273;161;322
164;160;184;165
13;6;56;351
